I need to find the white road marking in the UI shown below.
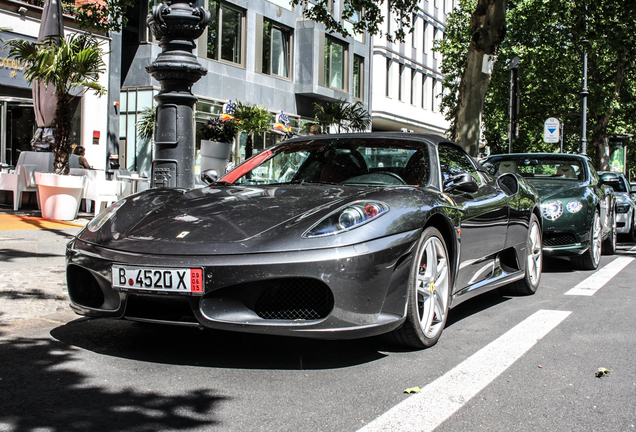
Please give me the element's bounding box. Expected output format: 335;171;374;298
565;257;634;296
358;310;570;432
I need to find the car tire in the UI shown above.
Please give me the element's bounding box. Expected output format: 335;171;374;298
386;227;450;349
602;209;617;255
504;213;542;295
573;209;602;270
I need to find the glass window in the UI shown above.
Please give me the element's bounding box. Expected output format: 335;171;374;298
385;58;391;97
262;20;291;78
438;143;481;184
410;68;416;105
353;55;363;99
324;37;347;90
226;138;430;187
207;1;244;64
398;64;405;101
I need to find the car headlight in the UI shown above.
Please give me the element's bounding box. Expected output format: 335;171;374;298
87;200;125;232
541;201;564;220
566;200;583;213
304;202;389;237
616;204;630;214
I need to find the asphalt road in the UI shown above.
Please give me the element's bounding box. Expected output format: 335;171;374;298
1;243;635;431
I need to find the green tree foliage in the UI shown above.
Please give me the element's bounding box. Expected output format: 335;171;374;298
72;0;135;33
137;106;156;142
289;0;419;42
439;0;636;175
5;34;106;174
232;102;272;159
309;100;371;133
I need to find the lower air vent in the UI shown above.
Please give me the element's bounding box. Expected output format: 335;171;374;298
543;233;577;247
254;278;333;320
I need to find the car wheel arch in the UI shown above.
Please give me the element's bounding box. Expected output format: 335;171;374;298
423;213;458;293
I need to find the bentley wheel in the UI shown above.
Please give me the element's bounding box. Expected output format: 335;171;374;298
506;214;542;295
387;227;450;349
574;210;602;270
602;209;617;255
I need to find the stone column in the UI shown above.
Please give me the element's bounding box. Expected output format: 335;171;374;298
146;1;209;189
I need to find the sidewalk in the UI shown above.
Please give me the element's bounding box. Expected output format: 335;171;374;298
0;203;92;326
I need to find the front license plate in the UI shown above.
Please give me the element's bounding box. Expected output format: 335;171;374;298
112;265;203;294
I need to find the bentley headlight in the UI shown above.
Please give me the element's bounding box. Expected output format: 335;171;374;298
566;200;583;213
87;200;125;232
305;202;389;237
541;201;564;220
616;204;630;213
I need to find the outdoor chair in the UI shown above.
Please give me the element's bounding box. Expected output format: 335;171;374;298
0;151;54;210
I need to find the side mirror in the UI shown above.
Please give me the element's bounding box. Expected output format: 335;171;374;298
444;172;479;193
201;169;219;185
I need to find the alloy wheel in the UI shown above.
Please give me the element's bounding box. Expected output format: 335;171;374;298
415;236;449;339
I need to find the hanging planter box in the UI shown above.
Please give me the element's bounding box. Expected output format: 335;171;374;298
35;172;86;221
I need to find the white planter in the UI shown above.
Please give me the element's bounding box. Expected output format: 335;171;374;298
35;172;86;221
200;140;232;176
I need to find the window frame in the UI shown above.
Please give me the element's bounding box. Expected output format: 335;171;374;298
261;18;292;79
206;1;245;66
323;36;348;91
353;55;364;100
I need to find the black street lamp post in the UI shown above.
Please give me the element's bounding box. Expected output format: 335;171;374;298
580;37;589;156
146;1;210;189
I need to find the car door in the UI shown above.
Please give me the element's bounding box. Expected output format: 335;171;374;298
437;143;509;290
588;161;612;236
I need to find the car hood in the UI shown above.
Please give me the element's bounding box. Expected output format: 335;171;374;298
79;185;383;254
526;179;588;200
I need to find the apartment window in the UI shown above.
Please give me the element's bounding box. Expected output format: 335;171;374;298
433;28;439;59
432;79;439;112
411;14;417;48
422;22;428;55
399;64;405;101
385;58;391;97
207;1;244;64
324;37;347;90
262;20;291;78
353;55;363;99
410;69;416;105
421;74;427;109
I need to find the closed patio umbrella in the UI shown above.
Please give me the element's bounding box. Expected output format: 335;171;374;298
30;0;64;151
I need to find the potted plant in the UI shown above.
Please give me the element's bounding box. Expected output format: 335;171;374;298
200;117;239;176
6;33;106;220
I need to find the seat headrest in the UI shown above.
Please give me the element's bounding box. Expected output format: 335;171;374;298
556;164;577;179
498;161;518;174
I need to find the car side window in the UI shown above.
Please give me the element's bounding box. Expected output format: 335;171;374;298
438;143;482;185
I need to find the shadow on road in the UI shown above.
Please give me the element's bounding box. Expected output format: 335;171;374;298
0;334;226;431
51;318;389;370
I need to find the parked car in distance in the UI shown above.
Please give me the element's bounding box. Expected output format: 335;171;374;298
66;133;542;350
482;153;616;270
598;171;636;242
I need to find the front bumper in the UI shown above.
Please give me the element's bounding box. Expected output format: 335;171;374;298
66;230;420;340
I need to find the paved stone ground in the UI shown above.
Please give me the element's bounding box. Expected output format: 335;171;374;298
0;266;69;323
0;205;91;325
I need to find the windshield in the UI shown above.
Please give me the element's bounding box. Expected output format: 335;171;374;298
222;138;431;187
483;157;585;181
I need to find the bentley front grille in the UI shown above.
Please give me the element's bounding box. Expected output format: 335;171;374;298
543;233;577;247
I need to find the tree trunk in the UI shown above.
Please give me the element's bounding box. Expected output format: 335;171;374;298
454;0;507;156
53;93;73;175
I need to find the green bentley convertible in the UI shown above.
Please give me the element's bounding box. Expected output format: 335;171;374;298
482;153;616;270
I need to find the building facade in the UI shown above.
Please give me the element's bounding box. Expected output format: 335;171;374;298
0;0;111;169
371;0;455;135
116;0;373;175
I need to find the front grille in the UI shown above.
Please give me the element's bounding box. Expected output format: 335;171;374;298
254;278;333;320
543;233;577;247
